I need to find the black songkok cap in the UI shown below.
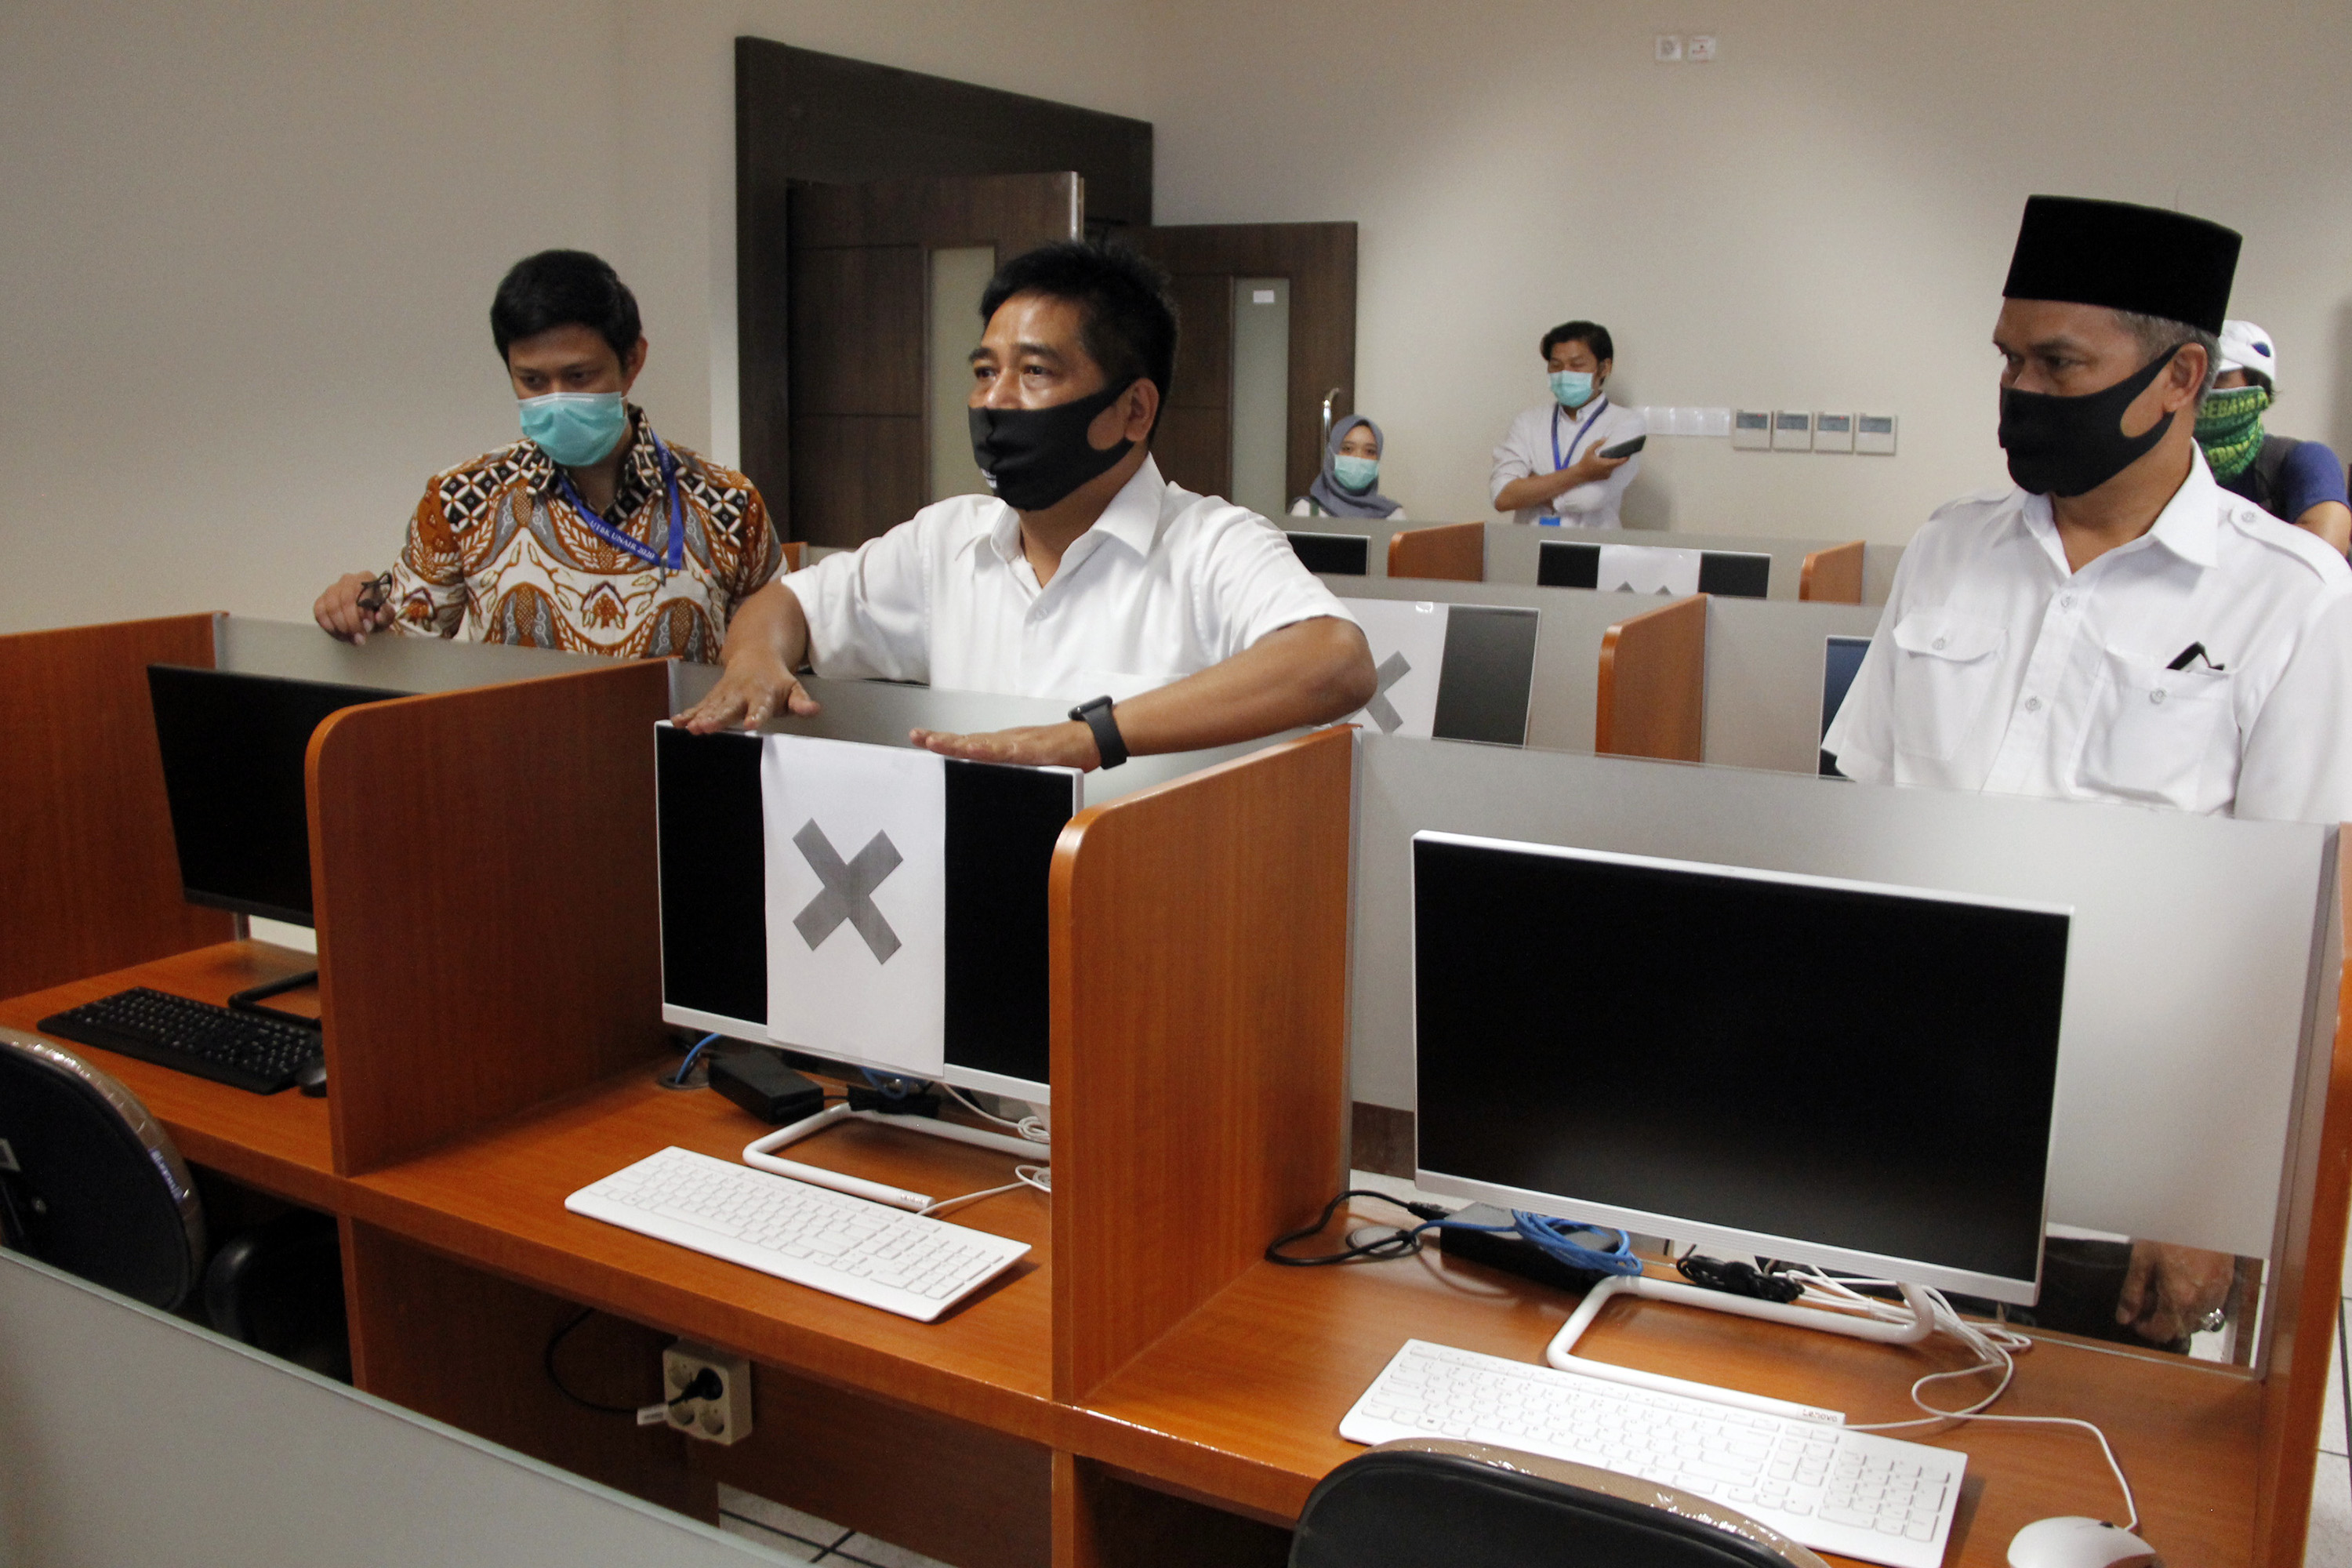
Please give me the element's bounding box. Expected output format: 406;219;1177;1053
2001;195;2241;336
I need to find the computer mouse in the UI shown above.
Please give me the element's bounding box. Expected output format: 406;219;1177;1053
295;1058;329;1098
2006;1516;2158;1568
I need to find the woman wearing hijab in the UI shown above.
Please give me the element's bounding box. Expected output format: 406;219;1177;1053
1292;416;1406;520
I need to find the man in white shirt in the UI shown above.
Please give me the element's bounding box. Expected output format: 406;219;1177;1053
1490;320;1647;528
677;242;1375;768
1826;195;2352;827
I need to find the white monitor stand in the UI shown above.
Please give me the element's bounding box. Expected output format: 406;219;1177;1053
742;1102;1047;1212
1543;1273;1937;1422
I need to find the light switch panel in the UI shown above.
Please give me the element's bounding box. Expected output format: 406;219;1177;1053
1732;409;1772;451
1813;412;1854;453
1856;413;1898;456
1773;411;1813;452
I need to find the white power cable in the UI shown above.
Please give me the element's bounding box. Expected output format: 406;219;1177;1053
916;1163;1051;1219
936;1083;1051;1145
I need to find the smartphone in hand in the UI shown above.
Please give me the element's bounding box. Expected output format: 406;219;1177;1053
1596;435;1648;460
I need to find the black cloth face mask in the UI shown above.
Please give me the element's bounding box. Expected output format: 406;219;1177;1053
1997;344;2185;498
968;382;1137;513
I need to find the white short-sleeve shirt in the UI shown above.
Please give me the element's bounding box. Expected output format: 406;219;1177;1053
1823;450;2352;824
1490;397;1647;528
782;456;1358;702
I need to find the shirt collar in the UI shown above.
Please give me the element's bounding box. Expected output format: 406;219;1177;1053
980;454;1169;569
2011;445;2223;573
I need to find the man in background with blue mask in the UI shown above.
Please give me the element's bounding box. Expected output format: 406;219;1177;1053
313;250;779;661
678;241;1374;771
1827;194;2352;827
1490;320;1646;528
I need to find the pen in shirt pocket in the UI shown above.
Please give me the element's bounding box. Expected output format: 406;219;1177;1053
2166;641;2225;672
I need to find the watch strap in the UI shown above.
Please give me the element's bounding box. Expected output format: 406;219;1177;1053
1068;695;1128;769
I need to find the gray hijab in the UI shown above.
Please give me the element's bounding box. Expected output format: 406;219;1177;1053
1303;416;1402;520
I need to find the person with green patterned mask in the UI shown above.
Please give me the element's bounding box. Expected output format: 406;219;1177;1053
2196;319;2349;553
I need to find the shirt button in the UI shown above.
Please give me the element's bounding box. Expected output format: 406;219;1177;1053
2024;696;2042;713
1932;637;1947;651
2059;594;2075;609
2150;689;2167;706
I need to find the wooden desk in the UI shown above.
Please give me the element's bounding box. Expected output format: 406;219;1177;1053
1056;1208;2263;1568
4;616;2338;1568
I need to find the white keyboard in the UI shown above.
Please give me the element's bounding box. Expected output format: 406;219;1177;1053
564;1146;1031;1322
1341;1340;1963;1568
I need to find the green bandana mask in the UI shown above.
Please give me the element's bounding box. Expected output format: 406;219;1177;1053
2196;384;2270;480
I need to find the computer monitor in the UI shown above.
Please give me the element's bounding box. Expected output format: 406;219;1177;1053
1537;540;1772;599
654;725;1072;1103
147;666;408;926
1820;634;1871;777
1410;831;2068;1305
1432;607;1539;746
1287;530;1370;575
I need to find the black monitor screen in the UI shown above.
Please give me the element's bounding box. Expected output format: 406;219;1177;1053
147;666;405;926
1431;607;1539;746
1537;540;1601;589
1697;551;1771;598
1412;833;2067;1298
656;725;769;1029
1287;531;1370;575
1820;635;1871;777
655;728;1071;1093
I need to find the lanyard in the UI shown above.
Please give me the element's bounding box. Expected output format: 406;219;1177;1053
1550;396;1610;474
557;429;685;574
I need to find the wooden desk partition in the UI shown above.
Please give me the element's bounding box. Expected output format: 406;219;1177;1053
781;540;807;573
1386;521;1483;583
1798;540;1866;604
308;659;673;1174
1595;594;1706;762
2251;832;2352;1564
1051;727;1353;1406
0;614;234;999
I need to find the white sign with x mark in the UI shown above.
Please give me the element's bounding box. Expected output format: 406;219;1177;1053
761;733;947;1075
1335;598;1449;739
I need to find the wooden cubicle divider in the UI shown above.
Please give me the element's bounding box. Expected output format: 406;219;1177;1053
1387;521;1483;583
1798;540;1866;604
780;539;807;573
1051;727;1354;1406
1595;595;1706;762
2249;833;2352;1564
308;659;673;1175
0;614;234;1000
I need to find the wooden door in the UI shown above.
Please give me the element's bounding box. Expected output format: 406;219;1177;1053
786;173;1083;548
1124;223;1358;509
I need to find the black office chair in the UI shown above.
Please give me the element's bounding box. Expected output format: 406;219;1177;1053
0;1025;349;1376
1292;1439;1828;1568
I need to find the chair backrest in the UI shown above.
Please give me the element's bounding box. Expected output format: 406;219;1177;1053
1292;1440;1826;1568
0;1026;205;1309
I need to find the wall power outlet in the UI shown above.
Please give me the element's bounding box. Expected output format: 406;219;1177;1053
662;1341;753;1445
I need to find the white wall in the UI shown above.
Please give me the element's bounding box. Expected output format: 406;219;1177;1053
5;0;2350;635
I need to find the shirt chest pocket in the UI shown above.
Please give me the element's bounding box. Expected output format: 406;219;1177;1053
1889;610;2007;761
2074;650;2235;810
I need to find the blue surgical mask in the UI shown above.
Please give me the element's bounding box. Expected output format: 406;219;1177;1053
1549;370;1597;410
1333;454;1380;491
519;391;629;468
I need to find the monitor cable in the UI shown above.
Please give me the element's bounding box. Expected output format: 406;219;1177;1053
1693;1258;2139;1534
1265;1190;1641;1277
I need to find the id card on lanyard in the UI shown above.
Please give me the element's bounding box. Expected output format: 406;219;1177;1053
1541;397;1610;524
557;429;687;575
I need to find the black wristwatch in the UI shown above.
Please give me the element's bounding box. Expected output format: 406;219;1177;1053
1068;695;1128;769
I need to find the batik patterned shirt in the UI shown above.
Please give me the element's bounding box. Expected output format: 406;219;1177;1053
387;406;779;662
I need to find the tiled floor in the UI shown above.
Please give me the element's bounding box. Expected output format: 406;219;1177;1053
714;1209;2352;1566
717;1485;953;1567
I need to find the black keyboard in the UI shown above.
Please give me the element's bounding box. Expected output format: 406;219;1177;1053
38;987;323;1094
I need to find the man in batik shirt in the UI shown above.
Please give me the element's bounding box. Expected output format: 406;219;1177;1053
315;250;779;662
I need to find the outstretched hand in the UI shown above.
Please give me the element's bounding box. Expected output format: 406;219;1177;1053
673;655;823;732
2116;1240;2234;1345
909;720;1102;770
